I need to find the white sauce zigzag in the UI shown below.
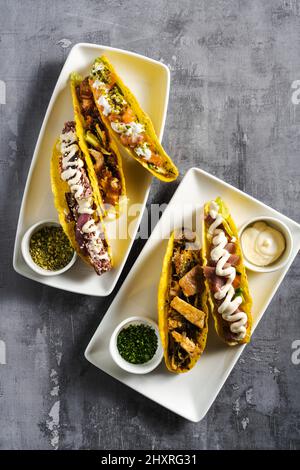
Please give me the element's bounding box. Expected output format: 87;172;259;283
208;201;248;340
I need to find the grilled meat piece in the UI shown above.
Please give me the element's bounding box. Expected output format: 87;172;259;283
171;331;200;356
179;264;201;297
227;254;240;266
225;242;235;253
203;266;226;293
170;296;205;329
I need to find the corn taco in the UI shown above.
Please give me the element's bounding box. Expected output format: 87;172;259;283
158;229;208;373
50;121;112;275
70;72;126;218
88;56;179;182
202;197;252;345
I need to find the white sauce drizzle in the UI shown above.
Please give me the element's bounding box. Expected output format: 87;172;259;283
60;130;107;262
208;201;248;340
82;219;97;234
60;133;86;199
87;239;109;261
98;94;111;116
78;198;93;215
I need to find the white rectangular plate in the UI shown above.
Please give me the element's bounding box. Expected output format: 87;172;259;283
13;43;170;296
85;167;300;421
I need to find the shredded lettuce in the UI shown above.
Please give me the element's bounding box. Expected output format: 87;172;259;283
215;196;230;219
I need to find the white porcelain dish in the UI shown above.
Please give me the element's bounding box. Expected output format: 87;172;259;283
21;219;77;276
109;316;163;374
13;43;170;296
239;216;293;273
85;167;300;422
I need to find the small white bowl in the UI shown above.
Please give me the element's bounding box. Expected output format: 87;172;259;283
109;316;163;374
21;219;77;276
239;216;293;273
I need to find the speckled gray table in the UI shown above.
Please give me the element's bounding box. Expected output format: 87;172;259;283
0;0;300;450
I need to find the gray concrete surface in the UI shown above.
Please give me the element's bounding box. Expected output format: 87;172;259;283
0;0;300;450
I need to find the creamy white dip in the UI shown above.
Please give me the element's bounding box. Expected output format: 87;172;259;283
241;221;285;267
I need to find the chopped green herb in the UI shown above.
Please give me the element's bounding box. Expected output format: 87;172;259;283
147;163;157;170
117;324;158;364
234;287;244;300
29;226;74;271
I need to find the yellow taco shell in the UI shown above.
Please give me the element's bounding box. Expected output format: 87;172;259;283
202;197;252;345
50;139;113;270
158;231;208;373
89;56;178;182
70;72;126;219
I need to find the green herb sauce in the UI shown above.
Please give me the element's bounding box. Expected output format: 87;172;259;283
117;324;158;364
29;226;74;271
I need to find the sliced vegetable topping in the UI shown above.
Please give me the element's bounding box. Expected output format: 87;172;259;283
89;57;178;181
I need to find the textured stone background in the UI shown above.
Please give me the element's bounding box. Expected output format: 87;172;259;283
0;0;300;450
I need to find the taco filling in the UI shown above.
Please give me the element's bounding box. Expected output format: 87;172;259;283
203;199;250;343
89;58;177;180
58;121;111;275
163;230;207;372
75;77;124;208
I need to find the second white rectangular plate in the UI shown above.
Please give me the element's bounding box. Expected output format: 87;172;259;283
85;167;300;421
13;43;170;296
